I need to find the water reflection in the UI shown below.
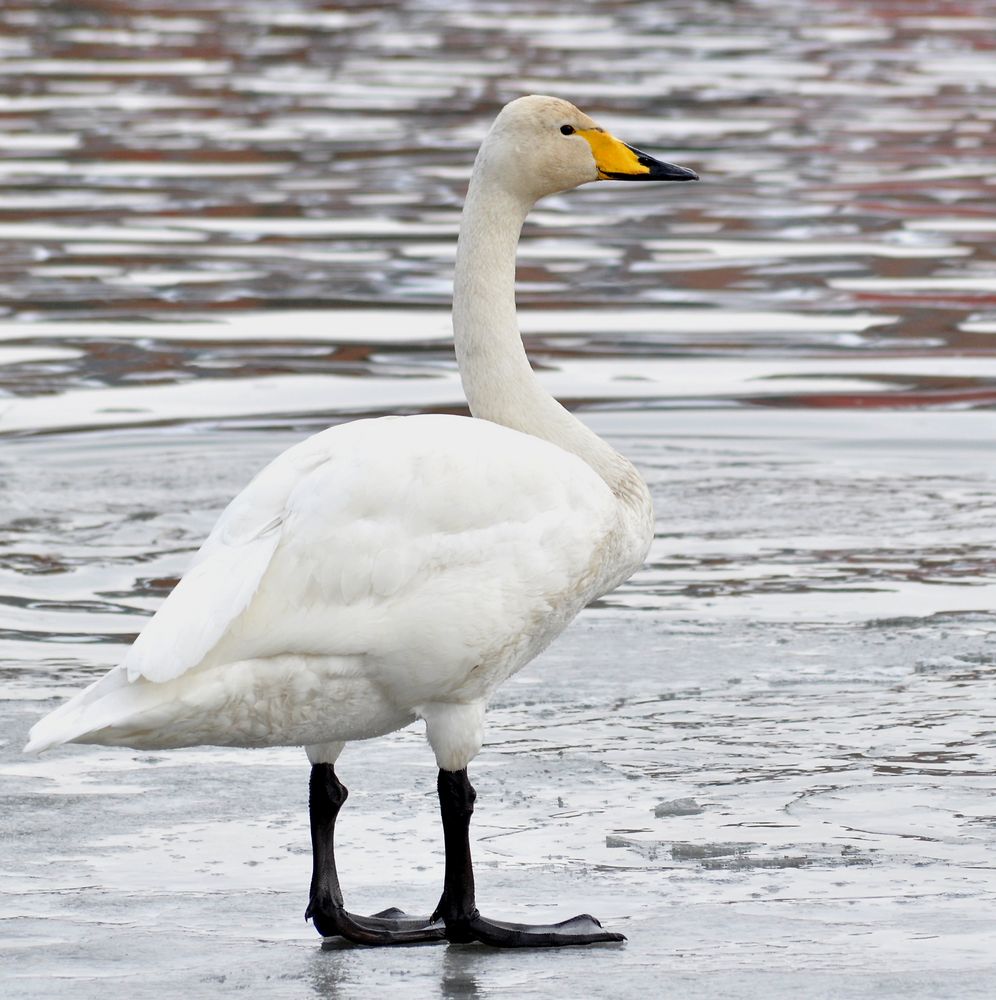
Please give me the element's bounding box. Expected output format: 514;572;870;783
439;947;485;1000
308;942;486;1000
0;0;994;410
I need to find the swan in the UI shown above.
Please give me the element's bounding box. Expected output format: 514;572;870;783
25;95;697;948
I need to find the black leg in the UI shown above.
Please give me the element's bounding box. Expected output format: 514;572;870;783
431;768;626;948
305;763;445;945
431;766;480;939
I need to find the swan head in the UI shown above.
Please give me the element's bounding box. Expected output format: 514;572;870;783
475;95;698;203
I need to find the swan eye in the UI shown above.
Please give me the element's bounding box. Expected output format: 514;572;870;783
560;124;576;136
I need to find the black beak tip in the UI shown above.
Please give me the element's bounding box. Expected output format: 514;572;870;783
651;162;699;182
625;145;699;182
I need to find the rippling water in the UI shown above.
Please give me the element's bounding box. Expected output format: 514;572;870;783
1;2;994;998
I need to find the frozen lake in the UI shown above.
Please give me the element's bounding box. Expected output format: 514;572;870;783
1;0;994;997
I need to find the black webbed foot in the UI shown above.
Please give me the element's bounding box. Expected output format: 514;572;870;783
433;768;626;949
306;898;445;945
446;910;625;948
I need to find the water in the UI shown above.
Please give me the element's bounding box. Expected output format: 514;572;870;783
1;1;994;997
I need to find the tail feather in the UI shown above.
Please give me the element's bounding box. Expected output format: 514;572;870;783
24;666;134;753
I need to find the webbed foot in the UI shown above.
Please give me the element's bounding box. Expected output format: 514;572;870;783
446;910;625;948
433;768;627;949
306;898;445;945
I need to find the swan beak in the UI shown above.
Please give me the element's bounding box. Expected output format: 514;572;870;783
580;129;699;182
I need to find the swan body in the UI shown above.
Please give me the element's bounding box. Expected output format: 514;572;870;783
26;95;696;948
28;414;635;763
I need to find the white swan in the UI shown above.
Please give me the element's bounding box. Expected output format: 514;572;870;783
26;95;697;948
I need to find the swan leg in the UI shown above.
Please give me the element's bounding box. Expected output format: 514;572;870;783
431;768;626;948
305;763;446;945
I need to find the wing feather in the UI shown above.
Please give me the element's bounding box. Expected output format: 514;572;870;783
123;523;283;683
121;427;340;683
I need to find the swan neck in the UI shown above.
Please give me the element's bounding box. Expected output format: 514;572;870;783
452;175;642;502
452;177;528;391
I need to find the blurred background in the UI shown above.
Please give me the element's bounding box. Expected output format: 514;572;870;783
1;2;994;998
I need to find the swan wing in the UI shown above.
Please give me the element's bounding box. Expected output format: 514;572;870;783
121;414;616;688
121;425;344;683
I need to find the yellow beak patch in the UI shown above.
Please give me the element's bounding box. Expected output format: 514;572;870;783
578;128;650;180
